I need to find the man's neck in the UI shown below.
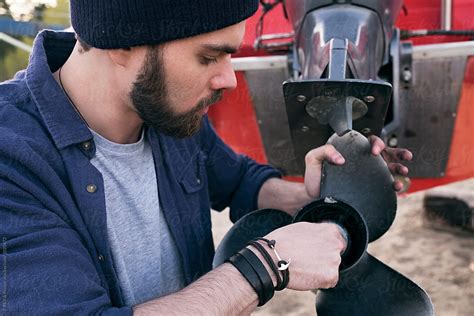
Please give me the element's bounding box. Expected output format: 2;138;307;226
52;46;143;144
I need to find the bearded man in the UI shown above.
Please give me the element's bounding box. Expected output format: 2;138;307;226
0;0;411;314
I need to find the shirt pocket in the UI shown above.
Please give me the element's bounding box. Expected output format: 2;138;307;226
178;151;207;194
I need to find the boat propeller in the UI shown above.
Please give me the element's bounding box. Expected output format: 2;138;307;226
213;130;433;315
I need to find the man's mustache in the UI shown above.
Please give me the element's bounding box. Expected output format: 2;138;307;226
198;89;224;110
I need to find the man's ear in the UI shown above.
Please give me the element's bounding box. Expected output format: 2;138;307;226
107;48;133;68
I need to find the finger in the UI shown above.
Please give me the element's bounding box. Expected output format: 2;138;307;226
319;268;339;289
393;180;404;192
382;147;413;163
393;176;411;192
304;145;344;198
398;149;413;161
388;163;409;176
305;144;345;166
321;222;348;254
368;135;385;156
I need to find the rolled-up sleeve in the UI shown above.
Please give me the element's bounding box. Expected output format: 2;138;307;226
200;118;281;222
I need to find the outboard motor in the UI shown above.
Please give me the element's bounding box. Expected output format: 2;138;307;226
283;0;402;170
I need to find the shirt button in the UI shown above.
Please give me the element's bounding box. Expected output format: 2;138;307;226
98;254;105;261
86;184;97;193
81;141;92;151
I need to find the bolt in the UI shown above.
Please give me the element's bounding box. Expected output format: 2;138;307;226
297;95;306;102
364;96;375;103
452;113;457;118
402;69;412;82
388;136;398;147
323;90;332;97
301;126;310;132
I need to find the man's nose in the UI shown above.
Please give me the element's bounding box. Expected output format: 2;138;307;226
210;59;237;91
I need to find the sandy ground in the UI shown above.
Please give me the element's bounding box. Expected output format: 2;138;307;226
211;179;474;316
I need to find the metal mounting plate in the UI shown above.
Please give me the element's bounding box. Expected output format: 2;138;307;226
283;79;392;172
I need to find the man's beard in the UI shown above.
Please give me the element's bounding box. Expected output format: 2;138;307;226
130;46;223;138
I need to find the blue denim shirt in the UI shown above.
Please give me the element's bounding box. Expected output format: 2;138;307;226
0;30;280;315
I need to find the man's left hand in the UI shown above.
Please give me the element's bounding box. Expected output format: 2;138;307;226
367;135;413;192
304;135;413;199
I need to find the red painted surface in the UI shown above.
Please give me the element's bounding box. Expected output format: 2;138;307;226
443;56;474;171
239;0;474;54
407;57;474;193
453;0;474;30
397;0;474;45
209;1;474;192
208;72;268;164
238;5;292;57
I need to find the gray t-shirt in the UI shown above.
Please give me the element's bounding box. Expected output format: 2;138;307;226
90;128;185;306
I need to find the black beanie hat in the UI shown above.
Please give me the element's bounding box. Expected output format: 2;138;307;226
70;0;259;49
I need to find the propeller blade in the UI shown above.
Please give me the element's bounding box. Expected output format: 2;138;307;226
321;131;397;242
213;209;292;267
316;253;434;316
314;131;433;315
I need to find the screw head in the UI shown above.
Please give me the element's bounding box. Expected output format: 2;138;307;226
296;95;306;102
388;136;398;147
301;126;309;132
402;69;412;82
364;96;375;103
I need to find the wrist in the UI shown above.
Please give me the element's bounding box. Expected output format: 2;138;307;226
225;247;275;306
247;245;278;288
248;238;291;291
220;263;259;304
258;179;313;216
288;182;314;216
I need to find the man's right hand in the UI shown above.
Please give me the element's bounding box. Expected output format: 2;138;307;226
133;221;346;315
263;222;347;291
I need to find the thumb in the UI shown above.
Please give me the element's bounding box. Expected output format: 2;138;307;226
304;144;345;198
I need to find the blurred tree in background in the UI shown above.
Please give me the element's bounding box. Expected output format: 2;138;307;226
0;0;21;77
0;0;69;81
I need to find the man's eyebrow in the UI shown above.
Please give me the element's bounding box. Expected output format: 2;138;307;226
201;44;240;54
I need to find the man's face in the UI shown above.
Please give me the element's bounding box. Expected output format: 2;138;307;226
130;21;245;138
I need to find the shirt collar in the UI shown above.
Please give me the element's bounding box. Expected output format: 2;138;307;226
25;30;92;149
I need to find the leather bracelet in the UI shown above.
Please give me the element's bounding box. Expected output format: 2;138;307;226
226;252;263;303
226;249;274;306
248;240;284;291
238;247;275;306
255;238;290;290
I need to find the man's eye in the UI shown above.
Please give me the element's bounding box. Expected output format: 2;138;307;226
200;56;218;65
